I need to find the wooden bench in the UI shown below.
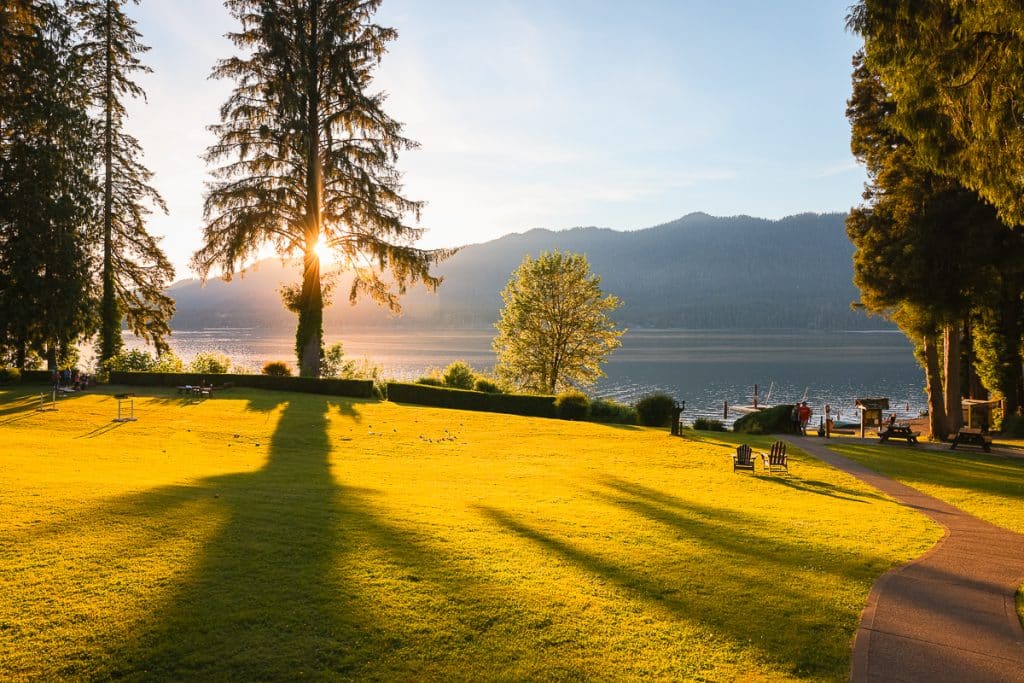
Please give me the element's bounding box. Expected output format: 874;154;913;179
760;441;788;474
733;444;756;473
950;428;992;453
877;424;920;444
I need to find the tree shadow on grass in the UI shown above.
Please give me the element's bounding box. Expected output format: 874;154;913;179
755;474;887;503
475;505;848;679
75;392;546;679
87;395;357;679
475;472;934;679
835;443;1024;503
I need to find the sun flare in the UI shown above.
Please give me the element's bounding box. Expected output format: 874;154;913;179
312;236;333;265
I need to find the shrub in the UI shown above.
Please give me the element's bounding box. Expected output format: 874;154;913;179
104;349;155;372
635;392;677;427
189;352;231;374
0;367;21;384
416;376;444;387
106;371;374;398
387;382;557;418
589;398;638;425
321;342;347;378
473;377;503;393
692;417;727;432
556;390;590;420
262;361;292;377
733;404;798;435
442;360;476;390
151;352;184;373
1001;414;1024;438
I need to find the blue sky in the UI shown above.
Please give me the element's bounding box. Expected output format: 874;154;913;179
124;0;866;278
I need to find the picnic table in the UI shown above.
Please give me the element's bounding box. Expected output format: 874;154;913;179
177;384;213;398
877;423;919;444
950;427;992;453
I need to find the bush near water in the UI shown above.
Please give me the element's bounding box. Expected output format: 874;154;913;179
733;404;800;435
635;392;677;427
589;398;638;425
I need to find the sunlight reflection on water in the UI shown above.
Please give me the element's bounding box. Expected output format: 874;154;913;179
127;328;926;426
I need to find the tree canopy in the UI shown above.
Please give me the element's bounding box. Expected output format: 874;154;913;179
849;1;1024;225
493;251;624;394
71;0;174;359
0;1;98;368
195;0;449;376
845;46;1024;426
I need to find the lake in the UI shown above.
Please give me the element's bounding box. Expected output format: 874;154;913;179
128;328;926;427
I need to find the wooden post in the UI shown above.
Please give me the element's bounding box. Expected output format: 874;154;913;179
723;401;728;419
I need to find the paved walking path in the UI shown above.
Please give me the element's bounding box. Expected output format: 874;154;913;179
784;438;1024;683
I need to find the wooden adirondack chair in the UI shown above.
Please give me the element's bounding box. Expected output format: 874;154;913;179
761;441;788;474
733;444;756;472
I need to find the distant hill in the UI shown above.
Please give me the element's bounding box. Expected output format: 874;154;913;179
168;212;880;331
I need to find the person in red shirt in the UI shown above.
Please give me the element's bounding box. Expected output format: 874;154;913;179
798;402;812;435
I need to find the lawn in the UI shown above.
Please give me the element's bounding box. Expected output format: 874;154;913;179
1;386;941;681
829;441;1024;626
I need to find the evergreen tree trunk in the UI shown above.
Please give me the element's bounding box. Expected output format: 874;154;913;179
99;0;120;362
943;323;963;434
15;336;26;371
964;319;984;399
924;334;947;439
998;291;1024;415
296;245;323;377
297;0;323;378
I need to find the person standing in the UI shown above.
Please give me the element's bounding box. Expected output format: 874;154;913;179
799;401;812;435
824;403;833;438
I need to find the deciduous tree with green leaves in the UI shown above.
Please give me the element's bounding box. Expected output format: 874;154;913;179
493;251;624;394
195;0;448;377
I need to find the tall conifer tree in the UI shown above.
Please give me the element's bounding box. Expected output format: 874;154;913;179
195;0;448;377
849;2;1024;226
846;52;1007;436
70;0;174;359
0;1;98;368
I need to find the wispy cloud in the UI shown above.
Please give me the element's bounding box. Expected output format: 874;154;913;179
816;159;861;178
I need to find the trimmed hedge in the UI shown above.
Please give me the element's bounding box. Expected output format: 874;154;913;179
108;371;374;399
18;370;52;383
387;382;557;418
733;404;799;435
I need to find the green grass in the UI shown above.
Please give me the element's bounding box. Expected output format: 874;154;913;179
829;443;1024;534
1;386;942;681
830;442;1024;626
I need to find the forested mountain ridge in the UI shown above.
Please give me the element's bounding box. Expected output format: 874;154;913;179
168;212;880;330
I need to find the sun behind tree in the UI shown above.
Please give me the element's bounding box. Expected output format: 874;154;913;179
193;0;449;377
493;251;624;394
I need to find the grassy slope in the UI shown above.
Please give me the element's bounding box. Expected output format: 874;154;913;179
830;442;1024;626
1;386;941;681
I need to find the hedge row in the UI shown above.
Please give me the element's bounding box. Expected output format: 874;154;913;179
109;371;374;399
17;370;53;383
387;382;557;418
